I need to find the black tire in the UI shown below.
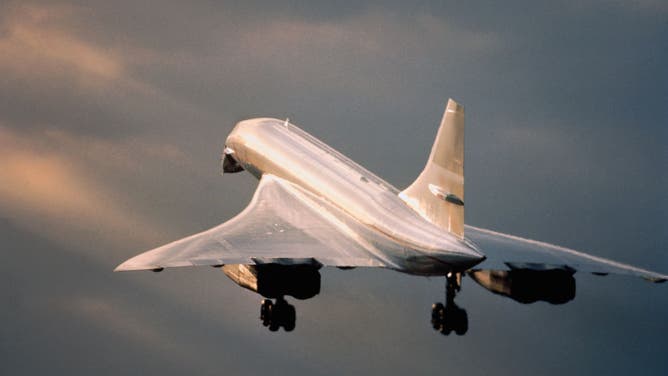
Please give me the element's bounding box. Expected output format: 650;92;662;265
269;322;280;332
261;300;273;326
260;300;272;319
431;303;444;319
283;319;296;332
454;309;468;336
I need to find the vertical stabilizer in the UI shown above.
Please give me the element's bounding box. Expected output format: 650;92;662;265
399;99;465;237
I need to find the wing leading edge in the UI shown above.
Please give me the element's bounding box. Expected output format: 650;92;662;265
115;175;389;272
465;225;667;283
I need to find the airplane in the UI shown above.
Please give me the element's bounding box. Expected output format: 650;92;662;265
116;99;667;334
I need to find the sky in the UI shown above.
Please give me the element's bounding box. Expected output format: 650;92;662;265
1;1;667;375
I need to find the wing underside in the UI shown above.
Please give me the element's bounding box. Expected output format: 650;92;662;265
115;175;388;271
465;225;667;283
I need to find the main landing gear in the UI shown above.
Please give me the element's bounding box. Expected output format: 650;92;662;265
431;272;468;336
260;297;296;332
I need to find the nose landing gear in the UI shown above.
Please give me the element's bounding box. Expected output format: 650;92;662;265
431;272;468;336
260;297;296;332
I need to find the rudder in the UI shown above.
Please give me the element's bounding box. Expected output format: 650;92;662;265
399;99;465;237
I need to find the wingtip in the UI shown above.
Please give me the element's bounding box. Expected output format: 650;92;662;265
446;98;464;113
114;263;163;272
113;259;148;272
113;263;129;272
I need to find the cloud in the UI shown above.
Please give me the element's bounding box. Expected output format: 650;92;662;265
579;0;668;13
0;3;216;139
0;4;123;87
68;297;169;346
0;126;177;254
231;10;497;82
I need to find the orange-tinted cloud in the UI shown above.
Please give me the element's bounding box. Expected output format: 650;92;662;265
0;126;173;253
0;4;124;88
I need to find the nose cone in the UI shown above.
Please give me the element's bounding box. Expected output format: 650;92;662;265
225;119;254;149
226;118;282;151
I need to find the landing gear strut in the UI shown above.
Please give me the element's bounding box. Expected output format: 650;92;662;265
260;297;296;332
431;272;468;336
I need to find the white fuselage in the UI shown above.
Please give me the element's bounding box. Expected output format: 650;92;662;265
225;118;484;274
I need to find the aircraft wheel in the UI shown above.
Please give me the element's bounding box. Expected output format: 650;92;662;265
431;302;444;320
261;299;272;318
439;326;452;335
269;321;280;331
454;309;468;336
261;300;273;326
268;299;281;331
431;302;449;334
283;304;296;331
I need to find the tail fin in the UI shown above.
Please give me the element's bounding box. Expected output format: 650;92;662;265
399;99;465;238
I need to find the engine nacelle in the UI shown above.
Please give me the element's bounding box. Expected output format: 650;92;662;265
469;268;575;304
222;264;320;300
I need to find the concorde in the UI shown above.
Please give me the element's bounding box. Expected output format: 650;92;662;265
116;99;667;282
